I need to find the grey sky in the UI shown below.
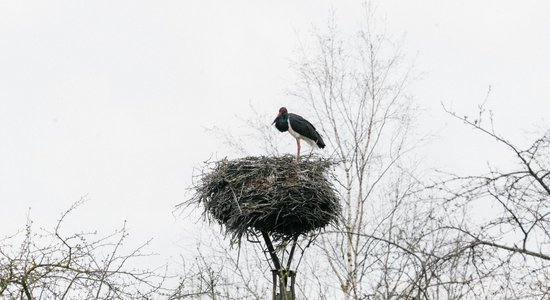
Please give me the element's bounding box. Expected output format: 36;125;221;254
1;0;549;267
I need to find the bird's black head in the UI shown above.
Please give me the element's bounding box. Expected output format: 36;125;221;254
272;107;288;125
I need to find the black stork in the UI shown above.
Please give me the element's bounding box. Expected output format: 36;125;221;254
272;107;326;159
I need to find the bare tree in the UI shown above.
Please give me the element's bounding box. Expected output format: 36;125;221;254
289;10;429;299
0;199;172;299
431;105;550;298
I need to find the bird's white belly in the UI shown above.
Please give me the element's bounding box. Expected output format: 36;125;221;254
287;120;301;139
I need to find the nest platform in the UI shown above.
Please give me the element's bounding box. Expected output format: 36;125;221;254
190;155;340;244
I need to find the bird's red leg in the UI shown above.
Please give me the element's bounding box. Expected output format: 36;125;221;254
296;138;301;160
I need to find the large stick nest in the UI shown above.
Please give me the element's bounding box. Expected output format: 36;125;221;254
189;155;341;244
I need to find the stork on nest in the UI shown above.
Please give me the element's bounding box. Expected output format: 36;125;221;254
272;107;326;160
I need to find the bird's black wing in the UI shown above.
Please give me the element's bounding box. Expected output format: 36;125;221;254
288;113;326;148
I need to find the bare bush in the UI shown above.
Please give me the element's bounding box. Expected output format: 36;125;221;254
0;199;168;299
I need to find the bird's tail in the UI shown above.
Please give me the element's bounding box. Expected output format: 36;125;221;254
316;137;326;149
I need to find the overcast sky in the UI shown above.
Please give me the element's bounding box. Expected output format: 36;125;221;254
1;0;549;268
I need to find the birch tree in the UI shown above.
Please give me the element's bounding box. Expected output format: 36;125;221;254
291;14;425;299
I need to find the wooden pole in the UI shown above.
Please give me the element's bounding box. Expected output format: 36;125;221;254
262;231;297;300
290;270;296;298
261;231;281;270
279;270;285;299
286;235;299;270
272;270;277;300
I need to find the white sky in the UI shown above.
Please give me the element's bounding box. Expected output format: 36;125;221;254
1;0;549;268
